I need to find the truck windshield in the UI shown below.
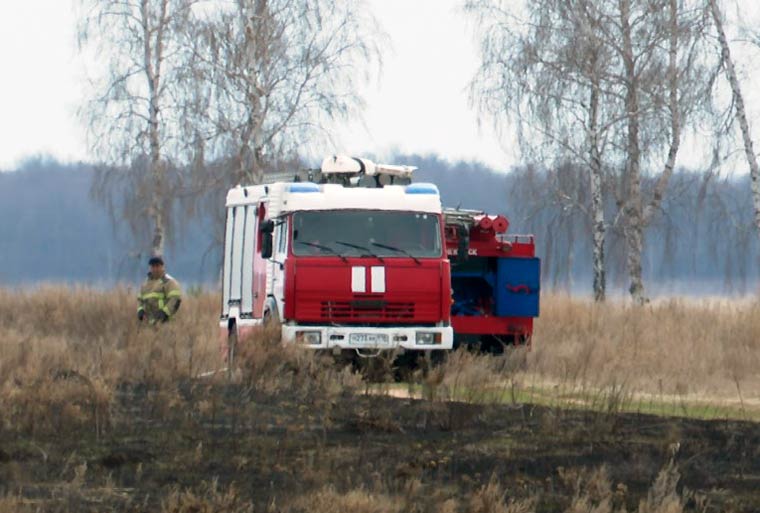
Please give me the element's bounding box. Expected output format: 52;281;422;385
291;210;441;258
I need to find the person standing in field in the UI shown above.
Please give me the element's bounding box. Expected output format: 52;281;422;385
137;256;182;324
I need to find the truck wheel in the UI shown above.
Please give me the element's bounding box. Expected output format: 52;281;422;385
429;349;447;366
479;335;514;354
393;351;420;381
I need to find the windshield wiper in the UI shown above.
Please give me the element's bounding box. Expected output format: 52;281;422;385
334;241;384;262
371;241;421;265
294;240;348;263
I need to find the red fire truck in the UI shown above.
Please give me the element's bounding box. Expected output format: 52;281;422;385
444;209;540;351
220;156;453;359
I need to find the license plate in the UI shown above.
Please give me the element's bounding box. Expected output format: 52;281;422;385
349;333;390;345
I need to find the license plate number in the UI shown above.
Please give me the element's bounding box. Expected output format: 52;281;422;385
349;333;390;345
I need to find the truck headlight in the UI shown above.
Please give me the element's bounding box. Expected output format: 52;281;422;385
296;330;322;345
416;332;442;345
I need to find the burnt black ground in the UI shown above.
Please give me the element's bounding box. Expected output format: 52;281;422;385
1;383;759;512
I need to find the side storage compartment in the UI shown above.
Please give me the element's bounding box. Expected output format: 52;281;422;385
494;257;540;317
221;204;260;319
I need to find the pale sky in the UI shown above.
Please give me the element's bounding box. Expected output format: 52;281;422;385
334;0;513;169
2;1;760;173
0;0;512;171
0;2;85;168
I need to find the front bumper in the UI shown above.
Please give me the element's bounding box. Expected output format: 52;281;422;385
281;324;453;351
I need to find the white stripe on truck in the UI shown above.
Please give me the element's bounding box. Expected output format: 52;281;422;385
351;266;366;293
371;266;386;293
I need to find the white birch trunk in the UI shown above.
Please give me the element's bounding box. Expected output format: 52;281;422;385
588;81;606;302
708;0;760;238
235;0;267;186
643;0;680;225
620;0;646;304
142;0;169;257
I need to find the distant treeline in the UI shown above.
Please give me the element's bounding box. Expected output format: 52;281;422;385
1;155;756;295
0;158;218;286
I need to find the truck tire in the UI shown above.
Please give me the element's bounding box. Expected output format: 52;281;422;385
480;335;506;355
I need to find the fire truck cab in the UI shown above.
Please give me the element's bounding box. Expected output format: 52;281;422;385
220;156;454;355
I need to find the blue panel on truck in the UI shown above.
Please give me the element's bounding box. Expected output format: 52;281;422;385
495;257;540;317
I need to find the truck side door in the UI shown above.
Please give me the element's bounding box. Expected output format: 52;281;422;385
270;215;288;318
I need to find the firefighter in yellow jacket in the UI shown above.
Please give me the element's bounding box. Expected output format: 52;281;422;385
137;256;182;324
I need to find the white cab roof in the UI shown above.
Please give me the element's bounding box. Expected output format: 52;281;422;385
226;182;442;214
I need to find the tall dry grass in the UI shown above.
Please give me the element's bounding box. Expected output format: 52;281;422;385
0;286;362;437
0;287;726;511
2;286;759;428
528;294;760;401
158;461;690;513
0;286;221;384
0;286;222;435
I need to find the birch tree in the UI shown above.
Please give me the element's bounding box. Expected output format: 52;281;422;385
467;0;715;302
79;0;198;257
612;0;717;302
188;0;382;186
707;0;760;240
615;0;679;302
467;0;622;301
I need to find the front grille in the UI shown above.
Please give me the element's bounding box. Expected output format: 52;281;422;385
320;300;415;321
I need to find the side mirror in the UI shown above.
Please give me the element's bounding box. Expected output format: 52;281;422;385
260;219;275;259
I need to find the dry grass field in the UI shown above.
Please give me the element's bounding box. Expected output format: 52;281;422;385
527;294;760;417
1;287;759;512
